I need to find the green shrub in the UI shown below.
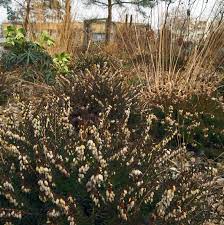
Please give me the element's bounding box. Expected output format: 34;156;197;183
38;31;55;48
0;85;223;224
1;26;55;85
53;52;71;74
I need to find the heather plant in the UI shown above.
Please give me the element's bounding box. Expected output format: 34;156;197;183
0;93;223;225
73;53;121;72
0;72;9;105
54;65;224;160
56;66;140;126
143;93;224;160
0;70;25;106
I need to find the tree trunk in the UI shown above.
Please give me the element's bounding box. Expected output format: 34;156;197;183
24;0;32;33
105;0;112;44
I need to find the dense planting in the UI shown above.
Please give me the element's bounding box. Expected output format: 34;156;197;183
0;14;224;225
0;93;223;225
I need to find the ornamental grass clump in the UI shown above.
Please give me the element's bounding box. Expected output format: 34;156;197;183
0;93;223;225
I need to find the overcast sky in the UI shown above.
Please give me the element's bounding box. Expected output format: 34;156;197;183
0;0;220;25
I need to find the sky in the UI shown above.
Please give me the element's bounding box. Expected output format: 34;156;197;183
0;0;220;25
